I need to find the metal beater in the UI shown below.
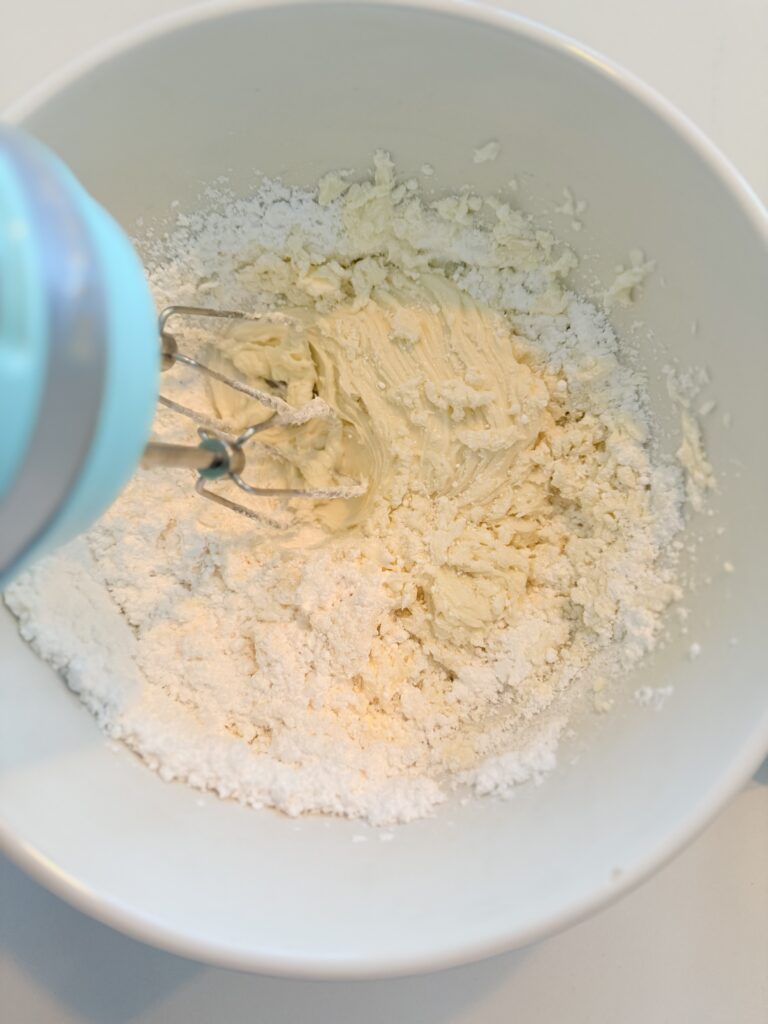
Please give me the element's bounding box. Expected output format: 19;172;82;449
145;305;366;519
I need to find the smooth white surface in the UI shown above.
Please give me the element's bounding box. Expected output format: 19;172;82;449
1;0;767;201
2;782;766;1023
1;0;767;1017
508;0;768;202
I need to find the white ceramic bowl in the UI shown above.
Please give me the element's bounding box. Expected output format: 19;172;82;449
2;0;767;978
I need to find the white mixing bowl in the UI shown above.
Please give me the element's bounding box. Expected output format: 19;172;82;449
2;0;767;978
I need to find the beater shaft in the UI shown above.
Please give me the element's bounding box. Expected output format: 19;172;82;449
149;305;367;517
141;442;226;473
141;433;245;477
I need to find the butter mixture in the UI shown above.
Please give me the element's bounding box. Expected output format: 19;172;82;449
5;154;688;824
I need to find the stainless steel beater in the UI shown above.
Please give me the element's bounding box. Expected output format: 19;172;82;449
143;306;366;521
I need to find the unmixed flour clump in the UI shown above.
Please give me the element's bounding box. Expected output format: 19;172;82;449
5;153;688;824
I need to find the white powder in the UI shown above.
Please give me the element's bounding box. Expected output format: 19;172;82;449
5;153;695;825
473;140;501;164
663;363;716;510
604;248;655;309
634;685;674;711
555;187;588;218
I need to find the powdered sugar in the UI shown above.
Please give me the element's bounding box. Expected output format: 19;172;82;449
4;154;695;825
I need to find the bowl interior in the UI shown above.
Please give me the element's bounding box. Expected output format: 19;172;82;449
2;0;767;976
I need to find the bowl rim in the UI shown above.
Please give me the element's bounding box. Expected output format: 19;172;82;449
2;0;768;979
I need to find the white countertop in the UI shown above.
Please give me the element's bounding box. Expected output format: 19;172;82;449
1;2;767;1021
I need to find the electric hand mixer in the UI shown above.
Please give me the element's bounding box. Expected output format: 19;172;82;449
0;127;364;587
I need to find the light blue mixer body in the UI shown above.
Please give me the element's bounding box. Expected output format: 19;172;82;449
0;127;159;586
